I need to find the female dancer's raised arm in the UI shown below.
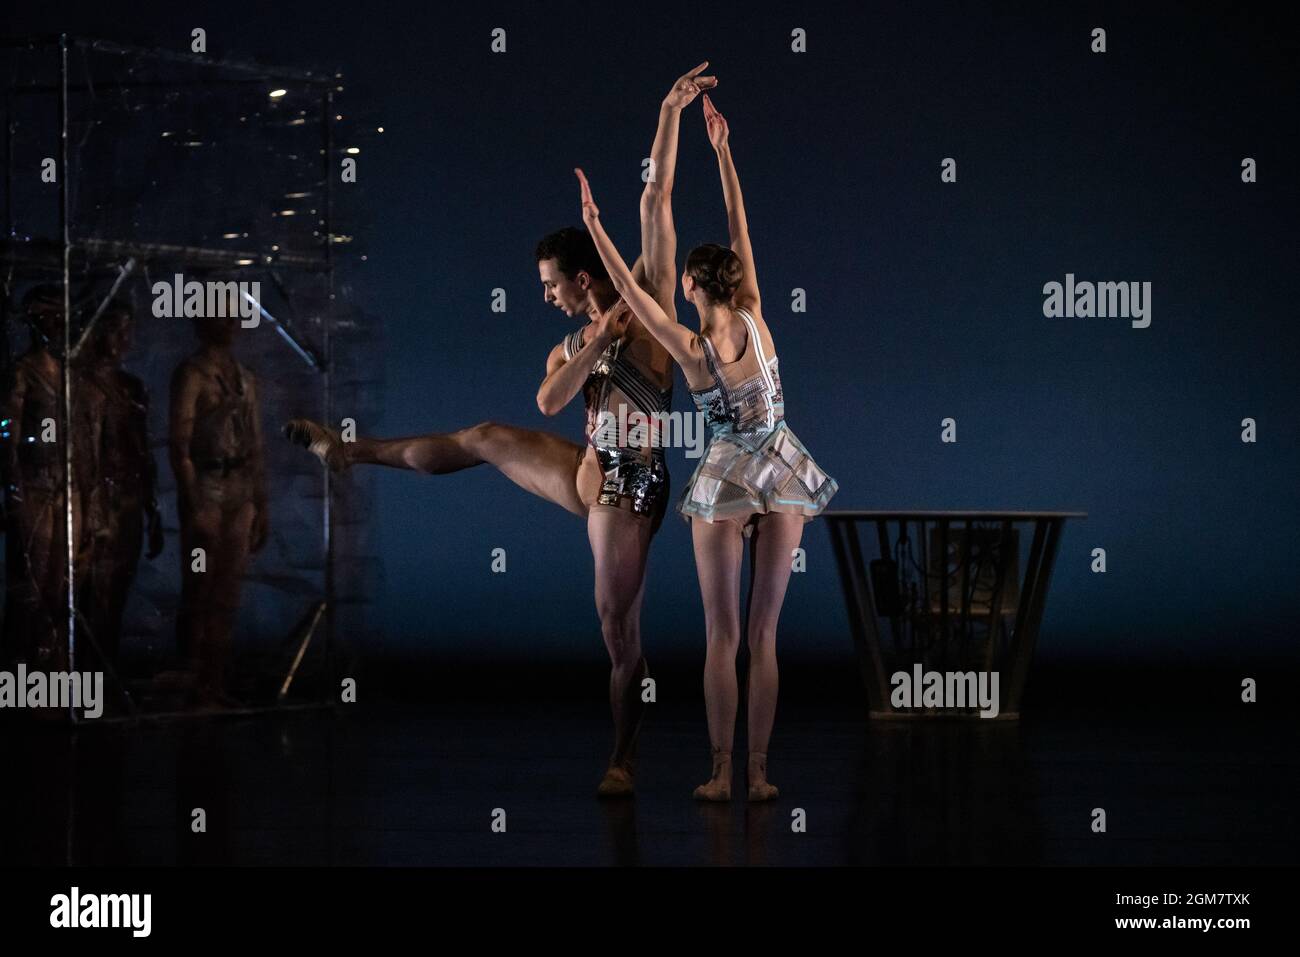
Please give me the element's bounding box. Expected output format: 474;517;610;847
702;94;761;313
575;167;703;376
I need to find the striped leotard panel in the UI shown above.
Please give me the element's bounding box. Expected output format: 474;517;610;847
561;323;672;452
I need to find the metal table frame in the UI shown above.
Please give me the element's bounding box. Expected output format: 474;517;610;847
825;510;1085;719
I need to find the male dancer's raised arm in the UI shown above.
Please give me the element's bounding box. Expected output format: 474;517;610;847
702;93;761;313
536;64;712;416
640;62;716;314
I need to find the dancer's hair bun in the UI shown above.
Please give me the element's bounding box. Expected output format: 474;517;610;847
685;243;744;303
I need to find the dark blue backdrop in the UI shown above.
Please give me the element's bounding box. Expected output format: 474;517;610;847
11;1;1298;665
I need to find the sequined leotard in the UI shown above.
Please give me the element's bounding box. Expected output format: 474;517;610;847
560;302;673;526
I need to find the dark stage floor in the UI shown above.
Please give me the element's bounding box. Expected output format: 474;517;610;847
1;664;1296;867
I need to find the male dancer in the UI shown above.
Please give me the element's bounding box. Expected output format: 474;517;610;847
285;64;716;796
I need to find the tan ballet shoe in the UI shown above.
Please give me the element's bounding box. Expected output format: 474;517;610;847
597;764;635;798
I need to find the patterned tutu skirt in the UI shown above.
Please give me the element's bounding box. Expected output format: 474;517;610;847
678;420;838;526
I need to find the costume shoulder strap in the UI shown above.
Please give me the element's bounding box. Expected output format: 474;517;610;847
736;307;774;365
562;327;585;362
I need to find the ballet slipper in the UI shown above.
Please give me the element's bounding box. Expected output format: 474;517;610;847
746;751;779;802
693;748;732;802
597;764;635;798
283;418;347;472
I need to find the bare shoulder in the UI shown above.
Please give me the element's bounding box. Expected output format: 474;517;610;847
544;339;568;373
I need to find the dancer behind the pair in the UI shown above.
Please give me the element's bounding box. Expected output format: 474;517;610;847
575;92;839;802
79;300;164;669
284;64;717;797
0;285;96;672
170;315;269;707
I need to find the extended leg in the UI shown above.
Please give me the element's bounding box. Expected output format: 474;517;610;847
286;419;588;516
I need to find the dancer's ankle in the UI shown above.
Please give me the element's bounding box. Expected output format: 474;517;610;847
609;743;636;772
746;751;778;801
693;747;733;801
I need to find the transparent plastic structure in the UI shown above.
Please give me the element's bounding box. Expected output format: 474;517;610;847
1;36;382;719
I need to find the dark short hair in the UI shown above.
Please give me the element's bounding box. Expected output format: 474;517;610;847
535;226;609;282
685;243;744;304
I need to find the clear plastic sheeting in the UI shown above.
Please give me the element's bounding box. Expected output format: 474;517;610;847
1;37;381;717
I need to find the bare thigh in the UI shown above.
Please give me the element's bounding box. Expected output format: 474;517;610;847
474;423;591;517
587;504;655;629
691;516;746;639
745;512;806;640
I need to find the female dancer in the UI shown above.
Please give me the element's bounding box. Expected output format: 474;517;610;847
574;93;838;801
